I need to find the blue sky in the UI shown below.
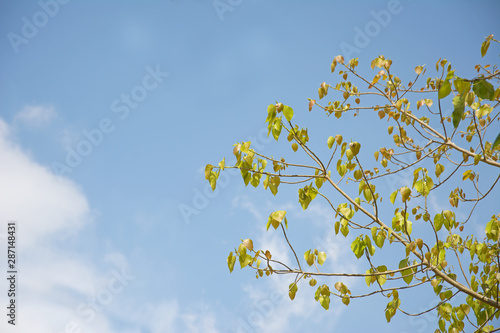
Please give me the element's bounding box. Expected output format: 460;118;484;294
0;0;499;332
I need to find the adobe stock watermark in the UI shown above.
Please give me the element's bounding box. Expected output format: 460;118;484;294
51;64;169;175
234;289;284;333
212;0;243;21
56;267;135;333
7;0;71;54
339;0;410;60
179;127;273;224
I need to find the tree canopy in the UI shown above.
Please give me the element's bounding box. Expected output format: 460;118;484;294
207;35;500;332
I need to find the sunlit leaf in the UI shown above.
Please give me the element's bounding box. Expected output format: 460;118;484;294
327;136;335;149
452;94;465;128
204;164;213;180
289;283;298;300
227;252;236;273
473;79;495;101
242;239;253;252
318;252;327;265
493;132;500;149
438;80;451;99
481;38;491;57
283;105;294;121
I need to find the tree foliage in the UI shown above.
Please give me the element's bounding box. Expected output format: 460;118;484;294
207;35;500;332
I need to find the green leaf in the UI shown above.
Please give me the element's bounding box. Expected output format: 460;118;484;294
452;94;465;128
435;164;445;178
269;210;286;230
204;164;213;180
209;172;217;191
263;174;269;190
400;186;412;201
351;237;365;259
453;78;470;95
372;227;385;248
398;259;413;285
341;142;347;157
377;273;387;286
218;158;225;171
289;283;298;300
475;104;493;118
365;269;374;286
242;171;251;186
334;221;340;235
283;105;294;122
266;104;276;122
327;136;335;149
250;173;261;188
346;149;354;161
474;153;481;165
272;117;282;141
304;249;315;266
434;213;444;231
298;184;318;210
350;142;361;156
320;295;331;309
341;223;349;237
239;253;253;268
267;176;280;195
364;236;375;256
438;80;451;99
481;39;491;57
389;190;398;204
317;252;326;265
291;142;298;152
227;252;236;273
473;79;495;101
493;132;500;150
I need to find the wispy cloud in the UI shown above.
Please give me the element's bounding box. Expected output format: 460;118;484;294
0;116;228;333
13;105;56;127
231;196;351;332
0;118;88;248
0;117;129;333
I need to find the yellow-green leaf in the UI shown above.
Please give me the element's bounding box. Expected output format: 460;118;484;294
390;190;398;204
227;252;236;273
204;164;213;180
318;252;327;265
327;136;335;149
283;105;294;121
438;80;451;99
289;283;298;300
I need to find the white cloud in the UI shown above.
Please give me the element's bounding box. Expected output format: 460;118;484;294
13;105;56;127
182;307;219;333
0;117;130;333
0;119;89;248
0;117;226;333
129;300;223;333
147;301;180;333
230;196;350;332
